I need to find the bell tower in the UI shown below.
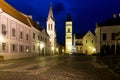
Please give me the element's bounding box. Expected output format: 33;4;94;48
65;14;72;54
47;3;56;54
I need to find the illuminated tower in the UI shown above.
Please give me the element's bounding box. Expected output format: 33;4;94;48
65;14;72;54
47;3;56;54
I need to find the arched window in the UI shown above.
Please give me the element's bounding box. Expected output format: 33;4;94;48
68;28;70;32
12;28;16;37
51;24;52;30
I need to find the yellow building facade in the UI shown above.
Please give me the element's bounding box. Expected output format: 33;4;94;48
75;31;96;55
65;14;72;54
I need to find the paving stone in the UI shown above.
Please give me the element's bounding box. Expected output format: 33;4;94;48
0;55;119;80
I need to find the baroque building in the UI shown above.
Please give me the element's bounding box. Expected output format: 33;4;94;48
0;0;51;60
95;14;120;54
65;14;96;55
75;31;96;55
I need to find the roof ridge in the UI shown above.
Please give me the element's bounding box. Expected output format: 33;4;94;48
0;1;30;26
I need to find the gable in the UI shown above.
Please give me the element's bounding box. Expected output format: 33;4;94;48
83;31;95;39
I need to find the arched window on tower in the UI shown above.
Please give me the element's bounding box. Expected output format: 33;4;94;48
51;24;53;30
48;24;50;30
68;28;70;32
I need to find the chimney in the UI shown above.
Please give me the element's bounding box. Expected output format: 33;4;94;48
36;21;39;25
119;13;120;18
113;14;117;18
29;15;32;19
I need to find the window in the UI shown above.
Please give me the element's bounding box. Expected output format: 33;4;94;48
66;24;72;26
86;40;87;43
48;24;50;30
19;45;24;53
26;34;29;40
51;24;52;30
68;28;70;32
38;35;40;40
80;47;82;49
92;40;93;43
20;32;23;39
102;33;106;40
33;33;35;39
67;36;71;39
45;38;47;42
40;37;42;41
33;45;35;51
38;46;40;51
12;44;16;52
111;33;116;40
2;43;6;51
43;37;44;41
2;24;6;35
12;28;16;37
76;47;78;50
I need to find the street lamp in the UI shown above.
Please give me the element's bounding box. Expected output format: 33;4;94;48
93;48;96;53
62;49;64;53
55;47;59;54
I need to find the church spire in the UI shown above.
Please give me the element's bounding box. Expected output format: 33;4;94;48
66;13;72;21
47;3;54;20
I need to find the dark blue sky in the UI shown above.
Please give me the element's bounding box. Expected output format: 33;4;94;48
6;0;120;44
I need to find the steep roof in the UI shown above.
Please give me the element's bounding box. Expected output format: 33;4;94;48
75;34;85;39
66;13;72;21
97;17;120;27
116;31;120;40
0;0;30;26
47;3;54;21
27;17;43;31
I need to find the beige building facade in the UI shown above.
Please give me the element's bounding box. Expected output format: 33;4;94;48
95;15;120;54
75;31;96;55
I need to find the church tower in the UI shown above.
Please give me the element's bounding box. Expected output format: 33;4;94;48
65;14;72;54
47;3;56;54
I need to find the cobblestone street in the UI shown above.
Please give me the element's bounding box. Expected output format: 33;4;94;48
0;55;119;80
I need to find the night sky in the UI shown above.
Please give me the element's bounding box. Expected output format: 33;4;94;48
6;0;120;44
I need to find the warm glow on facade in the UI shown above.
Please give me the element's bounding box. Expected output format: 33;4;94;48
47;4;56;54
0;34;4;42
65;14;72;54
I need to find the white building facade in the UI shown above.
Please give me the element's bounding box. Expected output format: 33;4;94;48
95;15;120;54
47;4;56;54
0;0;51;60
